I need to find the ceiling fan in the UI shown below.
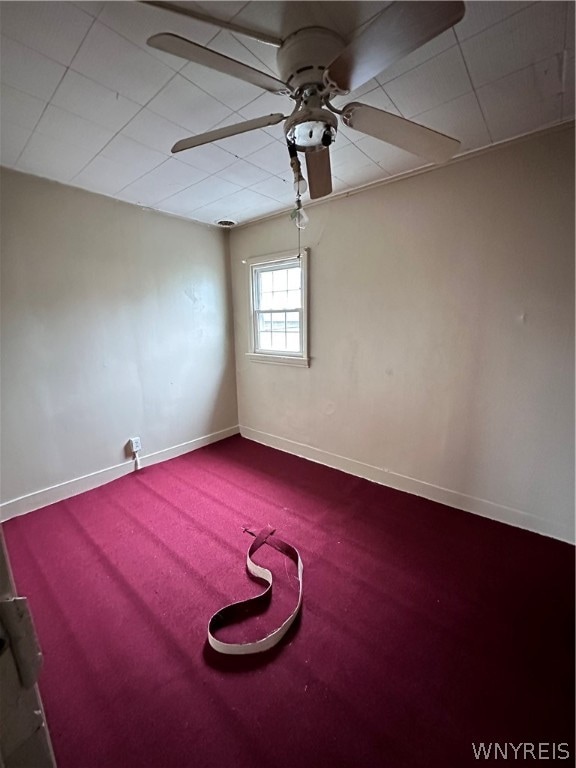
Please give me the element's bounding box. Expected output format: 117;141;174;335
145;1;466;200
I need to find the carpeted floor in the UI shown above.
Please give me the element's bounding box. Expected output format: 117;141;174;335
3;435;574;767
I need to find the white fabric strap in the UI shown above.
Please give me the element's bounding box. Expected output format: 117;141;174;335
207;527;303;655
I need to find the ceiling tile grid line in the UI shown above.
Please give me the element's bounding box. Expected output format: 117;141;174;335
453;36;494;143
64;70;194;191
0;23;168;173
4;7;101;172
93;3;226;71
1;1;574;227
48;23;279;198
454;1;538;44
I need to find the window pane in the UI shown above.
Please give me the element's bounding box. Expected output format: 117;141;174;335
258;312;272;333
272;291;290;310
271;314;286;333
259;290;275;310
272;269;288;291
286;289;301;309
271;332;286;350
287;266;300;290
285;332;300;351
252;257;306;359
259;332;272;349
286;311;299;330
259;271;273;293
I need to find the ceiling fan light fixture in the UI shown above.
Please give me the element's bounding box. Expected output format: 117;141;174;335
290;199;309;230
288;120;336;150
284;106;338;152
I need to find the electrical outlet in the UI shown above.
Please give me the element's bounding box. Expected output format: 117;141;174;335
129;437;141;453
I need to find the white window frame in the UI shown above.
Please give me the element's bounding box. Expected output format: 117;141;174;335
245;248;309;367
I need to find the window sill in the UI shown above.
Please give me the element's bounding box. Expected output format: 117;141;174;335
246;353;310;368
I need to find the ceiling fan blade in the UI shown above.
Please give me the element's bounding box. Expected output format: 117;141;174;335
305;149;333;199
325;1;465;93
141;2;282;47
342;102;460;163
147;33;289;94
172;114;286;154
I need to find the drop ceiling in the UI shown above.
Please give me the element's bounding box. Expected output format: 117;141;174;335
1;1;574;227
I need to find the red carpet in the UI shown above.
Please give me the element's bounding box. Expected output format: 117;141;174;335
3;435;574;767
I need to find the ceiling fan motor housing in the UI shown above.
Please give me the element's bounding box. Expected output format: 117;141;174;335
277;27;345;92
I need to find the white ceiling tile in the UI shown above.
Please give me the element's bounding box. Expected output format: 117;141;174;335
50;70;141;131
121;109;189;154
411;91;491;152
175;142;237;173
186;175;243;207
72;155;151;195
333;161;391;188
0;1;570;225
117;159;207;206
70;22;175;105
148;157;208;187
215;159;271;186
238;91;292;121
244;139;292;175
35;104;115;154
196;189;281;222
97;2;220;70
0;120;32;167
180;61;263;111
376;29;457;85
455;2;534;43
262;121;288;142
330;141;375;170
101;135;167;174
207;29;277;75
232;1;317;39
158;176;242;215
348;85;402;115
334;121;363;145
17;132;96;182
194;2;249;22
215;123;276;158
0;84;46;131
234;0;386;40
147;74;233;133
239;38;280;77
73;3;105;18
249;175;294;202
0;36;66;101
0;2;93;66
477;56;563;142
354;135;428;171
461;2;566;88
231;188;285;213
185;201;236;226
384;45;472;118
331;79;387;108
331;176;352;194
243;197;287;216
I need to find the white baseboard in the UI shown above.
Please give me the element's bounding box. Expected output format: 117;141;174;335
0;426;239;523
240;426;574;544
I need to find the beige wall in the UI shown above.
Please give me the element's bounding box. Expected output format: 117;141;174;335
1;169;238;517
230;125;575;543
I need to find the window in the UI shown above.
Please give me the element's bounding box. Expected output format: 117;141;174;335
246;248;309;367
